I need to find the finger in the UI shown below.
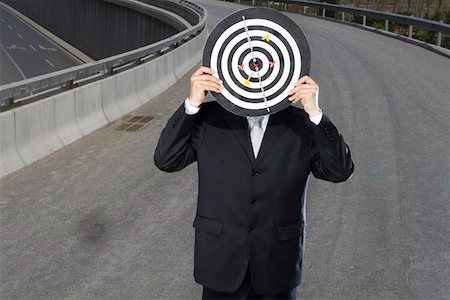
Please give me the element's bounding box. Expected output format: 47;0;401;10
294;81;318;90
192;74;223;85
198;82;222;93
289;91;313;101
296;75;317;85
291;96;310;104
303;76;317;85
193;66;215;76
194;80;222;92
288;86;317;95
295;75;308;85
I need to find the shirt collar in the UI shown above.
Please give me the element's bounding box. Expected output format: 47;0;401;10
246;114;270;129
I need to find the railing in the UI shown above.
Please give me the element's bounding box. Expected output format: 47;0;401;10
226;0;450;49
0;0;207;111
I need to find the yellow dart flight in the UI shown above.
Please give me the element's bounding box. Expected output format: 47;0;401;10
244;73;253;86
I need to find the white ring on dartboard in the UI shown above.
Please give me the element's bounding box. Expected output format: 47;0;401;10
216;30;294;99
241;51;270;79
231;41;279;84
223;31;291;103
242;16;268;111
231;43;282;92
210;19;301;110
221;27;291;97
219;30;292;100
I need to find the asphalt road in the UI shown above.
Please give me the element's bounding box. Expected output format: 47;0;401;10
0;5;81;86
0;0;449;299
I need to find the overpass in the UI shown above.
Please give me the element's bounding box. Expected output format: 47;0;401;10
0;0;449;299
0;3;83;85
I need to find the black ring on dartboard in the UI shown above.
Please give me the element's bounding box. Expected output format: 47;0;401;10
237;47;276;83
203;7;311;117
225;49;289;104
236;25;291;85
217;27;288;94
233;47;281;94
220;29;293;104
235;42;281;86
225;32;289;96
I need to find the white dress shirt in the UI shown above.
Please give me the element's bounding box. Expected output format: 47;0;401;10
183;90;322;132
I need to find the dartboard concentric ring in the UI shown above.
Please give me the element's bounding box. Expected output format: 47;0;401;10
203;7;311;117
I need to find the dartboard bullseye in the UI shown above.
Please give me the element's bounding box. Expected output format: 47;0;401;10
202;7;311;117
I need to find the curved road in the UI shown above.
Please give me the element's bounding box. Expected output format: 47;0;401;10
0;0;449;299
0;5;82;85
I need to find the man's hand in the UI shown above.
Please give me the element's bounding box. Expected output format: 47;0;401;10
287;75;321;117
188;66;223;108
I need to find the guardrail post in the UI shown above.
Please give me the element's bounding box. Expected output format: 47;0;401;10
0;98;14;112
385;19;389;31
252;0;255;5
303;6;308;14
363;15;366;26
408;24;413;38
284;3;287;11
437;20;444;47
342;11;345;21
63;80;74;89
322;7;326;17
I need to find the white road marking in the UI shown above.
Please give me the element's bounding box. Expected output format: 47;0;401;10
29;44;36;51
8;24;13;30
0;43;26;79
17;33;23;39
0;18;5;23
39;45;57;51
6;44;26;50
45;59;55;67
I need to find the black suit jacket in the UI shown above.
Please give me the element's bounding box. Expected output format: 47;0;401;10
154;100;354;294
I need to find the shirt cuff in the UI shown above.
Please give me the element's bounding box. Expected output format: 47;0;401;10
309;109;323;125
308;90;322;125
184;97;201;115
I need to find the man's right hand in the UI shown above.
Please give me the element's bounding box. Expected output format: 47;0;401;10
188;66;223;108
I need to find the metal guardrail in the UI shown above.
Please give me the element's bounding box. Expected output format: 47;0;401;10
230;0;450;47
0;0;207;111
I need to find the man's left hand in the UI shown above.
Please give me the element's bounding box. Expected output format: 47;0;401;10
287;75;321;117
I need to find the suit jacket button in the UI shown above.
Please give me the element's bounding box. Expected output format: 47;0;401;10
250;199;256;204
252;171;259;176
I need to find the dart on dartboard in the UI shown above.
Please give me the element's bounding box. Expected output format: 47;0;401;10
202;7;311;117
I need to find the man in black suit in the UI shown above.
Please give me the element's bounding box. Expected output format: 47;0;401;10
154;66;354;299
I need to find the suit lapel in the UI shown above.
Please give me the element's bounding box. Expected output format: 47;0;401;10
254;109;291;168
223;108;291;167
223;113;255;164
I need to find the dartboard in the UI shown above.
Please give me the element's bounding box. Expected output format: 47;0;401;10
202;7;311;117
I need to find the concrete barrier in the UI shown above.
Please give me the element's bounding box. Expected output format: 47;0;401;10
116;68;142;113
134;63;152;105
74;82;109;136
0;27;205;179
145;51;177;100
0;110;25;178
101;76;122;122
14;97;64;165
174;30;207;80
54;90;83;145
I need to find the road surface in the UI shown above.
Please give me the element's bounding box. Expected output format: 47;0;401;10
0;5;81;86
0;0;449;299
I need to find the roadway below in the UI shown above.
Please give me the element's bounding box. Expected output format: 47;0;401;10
0;4;82;86
0;0;449;299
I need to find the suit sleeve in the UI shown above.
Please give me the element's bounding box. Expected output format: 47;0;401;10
308;113;354;182
153;102;205;172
